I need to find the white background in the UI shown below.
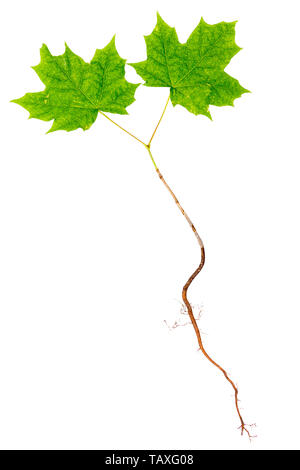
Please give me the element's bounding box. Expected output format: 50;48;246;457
1;0;299;451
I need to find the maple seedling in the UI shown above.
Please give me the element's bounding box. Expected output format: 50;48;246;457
12;13;253;438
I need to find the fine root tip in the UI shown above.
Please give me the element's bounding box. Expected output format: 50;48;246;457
238;423;257;442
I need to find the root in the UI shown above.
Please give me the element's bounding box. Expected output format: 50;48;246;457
182;247;255;440
156;165;254;438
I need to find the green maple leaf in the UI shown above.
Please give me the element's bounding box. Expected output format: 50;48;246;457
12;38;139;133
130;13;249;118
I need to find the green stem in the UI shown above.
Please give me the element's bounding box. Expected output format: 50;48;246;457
145;145;158;170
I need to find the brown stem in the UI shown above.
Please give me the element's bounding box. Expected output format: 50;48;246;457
156;167;252;439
